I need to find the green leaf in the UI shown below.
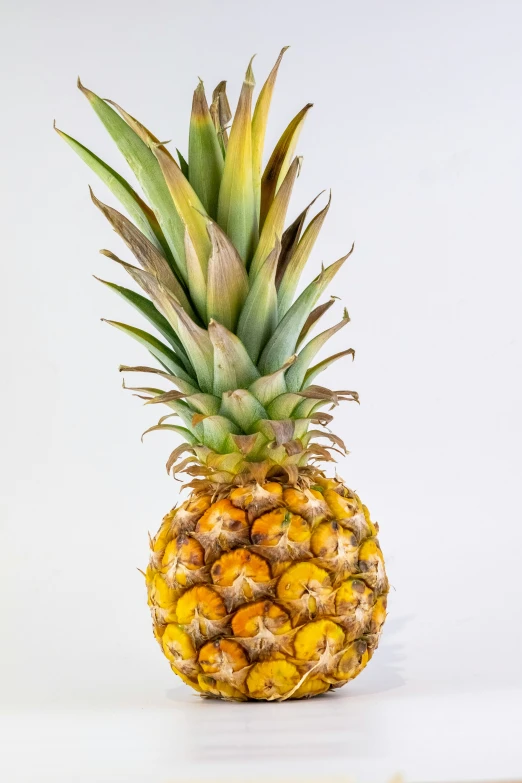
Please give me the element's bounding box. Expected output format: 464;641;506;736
260;103;312;228
122;383;166;397
152;144;211;278
286;311;351;391
184;229;208;323
229;432;266;459
249;156;300;280
217;59;258;262
89;193;195;318
184;393;221;416
259;253;350;374
303;349;356;387
255;418;295;446
252;47;289;220
220;389;268;432
142;423;198;444
154;288;215;394
119;364;197;395
160;399;201;431
205;450;246;475
266;392;304;419
209;81;232;155
143;389;189;405
277;193;332;318
54;124;170;259
296;297;337;347
95;276;191;368
292;396;327;419
248;355;296;407
236;240;279;363
105;98;174;154
208;320;260;396
176;149;189;178
276;191;324;288
206;222;249;331
78;81;187;281
102;320;196;383
200;416;240;451
100;256;201;367
189;81;224;219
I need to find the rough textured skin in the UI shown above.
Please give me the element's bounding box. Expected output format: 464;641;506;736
146;473;388;701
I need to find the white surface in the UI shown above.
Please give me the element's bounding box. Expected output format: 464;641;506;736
2;687;521;782
1;0;522;780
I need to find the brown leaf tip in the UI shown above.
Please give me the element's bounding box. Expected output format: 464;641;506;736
245;55;256;87
77;76;89;95
192;80;210;117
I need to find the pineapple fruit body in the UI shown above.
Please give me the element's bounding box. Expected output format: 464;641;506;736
147;475;387;701
59;49;388;702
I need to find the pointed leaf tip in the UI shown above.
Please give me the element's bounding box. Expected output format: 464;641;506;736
216;65;258;261
277;189;333;317
251;47;290;220
245;55;256;86
192;80;206;110
77;77;92;98
78;85;189;279
189;81;224;218
260;103;313;227
210;81;232;153
260;253;348;374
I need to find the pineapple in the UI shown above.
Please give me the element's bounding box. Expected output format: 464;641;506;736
56;49;388;701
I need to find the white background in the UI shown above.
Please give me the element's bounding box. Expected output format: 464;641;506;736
1;0;521;781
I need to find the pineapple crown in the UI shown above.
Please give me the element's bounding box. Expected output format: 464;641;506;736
56;49;358;486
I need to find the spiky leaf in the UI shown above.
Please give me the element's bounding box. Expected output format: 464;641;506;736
185;394;221;416
248;355;296;407
259;254;349;374
277;194;332;318
206;222;249;331
251;47;289;218
155;289;214;394
54;125;170;258
119;364;197;395
217;60;258;262
200;416;240;451
260;103;312;227
95;277;189;366
276;191;324;288
209;81;232;154
183;230;207;323
249;157;300;280
177;149;189;178
77;81;187;280
220;389;268;432
237;241;280;363
152;145;211;276
208;320;260;396
103;320;195;383
296;298;337;347
303;349;356;387
286;312;351;391
188;82;224;218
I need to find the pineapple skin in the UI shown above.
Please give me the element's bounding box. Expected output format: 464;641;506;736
146;474;388;701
